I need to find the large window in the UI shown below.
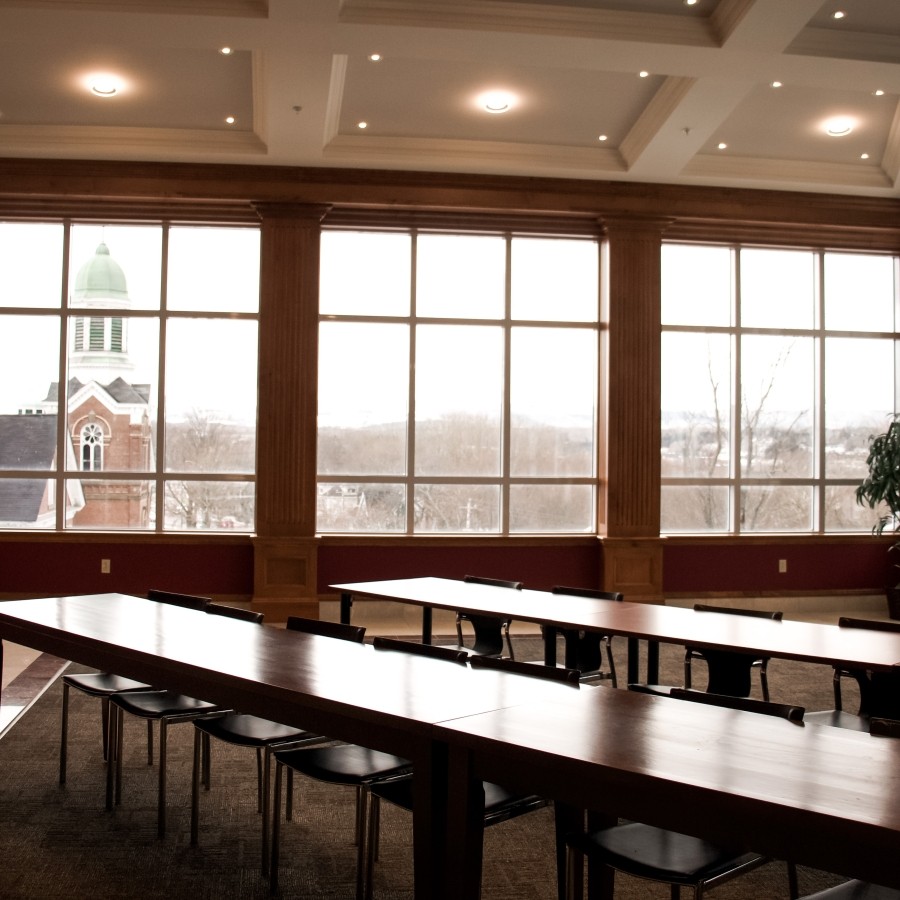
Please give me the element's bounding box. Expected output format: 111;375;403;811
317;230;599;534
661;242;898;534
0;221;259;531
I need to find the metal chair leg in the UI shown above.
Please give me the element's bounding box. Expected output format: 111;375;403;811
60;682;70;784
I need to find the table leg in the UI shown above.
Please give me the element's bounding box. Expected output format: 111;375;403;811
444;744;488;900
544;626;559;667
340;592;352;625
626;637;640;684
555;802;582;900
422;606;433;644
647;640;660;683
412;738;452;899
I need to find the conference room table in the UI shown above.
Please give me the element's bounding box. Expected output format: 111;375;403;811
333;576;900;682
439;683;900;900
0;592;565;898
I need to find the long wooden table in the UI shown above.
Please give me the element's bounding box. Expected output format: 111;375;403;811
0;592;564;898
333;577;900;681
439;684;900;899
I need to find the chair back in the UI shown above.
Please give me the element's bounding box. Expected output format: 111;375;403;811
694;603;783;621
553;585;623;602
285;615;366;643
206;603;264;624
147;589;210;611
469;654;580;685
464;575;523;590
869;717;900;738
372;636;468;664
838;617;900;633
670;688;805;722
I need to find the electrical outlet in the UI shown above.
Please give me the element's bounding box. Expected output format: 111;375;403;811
778;559;787;574
101;559;111;574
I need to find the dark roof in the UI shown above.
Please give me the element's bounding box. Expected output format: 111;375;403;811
0;414;57;521
45;376;149;405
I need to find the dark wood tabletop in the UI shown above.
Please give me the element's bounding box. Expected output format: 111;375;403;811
0;592;566;897
438;684;900;899
332;576;900;677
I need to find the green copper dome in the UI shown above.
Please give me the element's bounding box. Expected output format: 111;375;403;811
73;242;130;302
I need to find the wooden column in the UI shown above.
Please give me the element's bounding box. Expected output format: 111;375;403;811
251;203;330;620
598;216;672;602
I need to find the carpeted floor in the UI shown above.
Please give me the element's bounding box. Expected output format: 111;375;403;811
0;636;858;899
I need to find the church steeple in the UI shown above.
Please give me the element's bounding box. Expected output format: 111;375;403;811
69;241;134;382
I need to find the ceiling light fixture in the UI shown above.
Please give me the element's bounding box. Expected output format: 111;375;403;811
639;70;649;78
598;134;608;142
479;91;515;114
368;53;382;62
717;142;727;150
861;153;870;160
874;89;885;96
771;81;782;88
684;0;698;6
88;75;119;97
824;116;854;137
358;121;368;129
225;116;235;125
833;11;845;20
220;47;233;55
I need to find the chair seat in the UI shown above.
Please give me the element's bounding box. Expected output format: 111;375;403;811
568;821;762;886
111;690;220;719
195;712;317;748
63;671;151;695
802;882;900;899
275;744;411;784
805;710;870;731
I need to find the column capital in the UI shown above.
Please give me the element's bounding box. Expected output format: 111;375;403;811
252;202;332;224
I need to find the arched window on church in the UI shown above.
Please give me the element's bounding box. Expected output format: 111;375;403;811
81;423;104;471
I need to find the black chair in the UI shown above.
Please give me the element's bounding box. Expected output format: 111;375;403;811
59;589;211;785
450;575;521;659
191;613;363;875
565;688;803;900
362;650;576;899
551;585;623;686
269;634;453;898
806;618;900;733
106;591;228;838
636;604;782;700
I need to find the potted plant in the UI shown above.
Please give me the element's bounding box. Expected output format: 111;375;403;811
856;417;900;619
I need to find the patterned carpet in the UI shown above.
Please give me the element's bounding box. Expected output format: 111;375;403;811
0;636;857;899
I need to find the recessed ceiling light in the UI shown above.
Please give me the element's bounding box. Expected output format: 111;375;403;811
598;134;608;142
479;91;515;114
358;121;368;129
824;116;854;137
225;116;235;125
833;10;845;19
717;142;727;150
639;71;649;78
861;153;870;160
874;89;885;96
771;81;782;88
368;53;382;62
220;47;233;55
684;0;698;6
88;75;119;97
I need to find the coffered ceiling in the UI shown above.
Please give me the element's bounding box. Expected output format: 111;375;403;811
1;0;899;197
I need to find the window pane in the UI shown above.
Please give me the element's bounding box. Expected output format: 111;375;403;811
317;482;406;533
741;335;814;478
0;316;60;422
741;485;812;532
69;224;162;311
414;484;499;533
416;234;505;319
415;324;502;476
167;227;260;313
824;252;895;332
0;222;63;309
318;322;408;476
661;332;732;478
825;337;895;479
320;231;410;316
825;484;885;532
65;317;159;475
164;319;257;474
511;237;598;322
164;480;254;531
510;327;596;476
0;477;60;528
662;244;732;326
67;478;153;530
740;248;815;328
509;484;593;532
661;485;729;532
